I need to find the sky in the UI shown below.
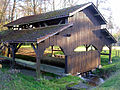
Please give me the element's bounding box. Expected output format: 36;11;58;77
110;0;120;26
99;0;120;33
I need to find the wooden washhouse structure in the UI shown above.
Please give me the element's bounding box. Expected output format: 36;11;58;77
0;2;116;79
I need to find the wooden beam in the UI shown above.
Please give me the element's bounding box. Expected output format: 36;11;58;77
58;20;63;25
44;23;48;27
36;43;42;80
51;45;54;57
31;43;42;80
94;14;100;16
1;41;36;43
108;45;112;64
37;24;73;43
15;43;23;53
11;44;16;68
84;44;90;51
31;43;37;54
101;53;110;55
7;45;10;57
52;49;61;51
36;51;40;80
65;55;68;74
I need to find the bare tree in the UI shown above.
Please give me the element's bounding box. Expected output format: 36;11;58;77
0;0;10;30
11;0;16;21
95;0;108;8
0;0;10;23
107;13;114;34
18;0;43;15
33;0;36;14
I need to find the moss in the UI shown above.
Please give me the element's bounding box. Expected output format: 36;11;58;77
6;3;87;26
66;82;80;87
0;24;68;42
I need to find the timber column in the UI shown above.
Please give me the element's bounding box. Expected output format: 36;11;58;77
36;42;44;80
108;45;112;64
11;44;16;68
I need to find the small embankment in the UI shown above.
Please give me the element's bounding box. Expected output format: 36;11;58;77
92;56;120;90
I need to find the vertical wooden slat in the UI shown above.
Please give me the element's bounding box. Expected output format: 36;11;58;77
67;51;100;74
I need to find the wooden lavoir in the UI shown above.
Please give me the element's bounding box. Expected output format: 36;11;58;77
0;2;116;79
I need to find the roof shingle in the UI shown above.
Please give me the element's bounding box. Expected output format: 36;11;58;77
0;24;72;43
5;3;89;27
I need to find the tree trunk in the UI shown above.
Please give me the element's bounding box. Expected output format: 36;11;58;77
33;0;36;15
11;0;16;21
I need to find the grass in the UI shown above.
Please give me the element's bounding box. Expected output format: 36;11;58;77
93;50;120;78
93;50;120;90
0;67;82;90
93;71;120;90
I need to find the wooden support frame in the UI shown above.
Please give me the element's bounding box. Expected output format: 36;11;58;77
65;55;68;74
101;45;112;64
100;53;110;55
44;23;48;27
31;43;41;80
8;43;23;68
84;44;90;51
51;45;54;57
15;43;23;53
58;20;63;25
108;45;112;64
10;44;16;68
7;45;10;57
31;43;37;54
36;49;41;80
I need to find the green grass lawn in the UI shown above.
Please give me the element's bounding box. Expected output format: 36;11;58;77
93;50;120;90
0;61;83;90
0;70;82;90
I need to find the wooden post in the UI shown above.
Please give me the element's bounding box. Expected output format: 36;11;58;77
31;43;41;80
65;55;68;74
51;45;54;57
85;44;90;51
11;44;16;68
108;45;112;64
7;45;10;57
36;49;41;80
33;43;44;80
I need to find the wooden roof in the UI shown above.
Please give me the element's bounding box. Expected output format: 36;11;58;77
101;28;117;43
0;24;73;43
5;2;106;27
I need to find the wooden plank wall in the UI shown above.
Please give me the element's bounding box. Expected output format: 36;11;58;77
37;8;108;74
67;9;106;52
67;50;100;74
